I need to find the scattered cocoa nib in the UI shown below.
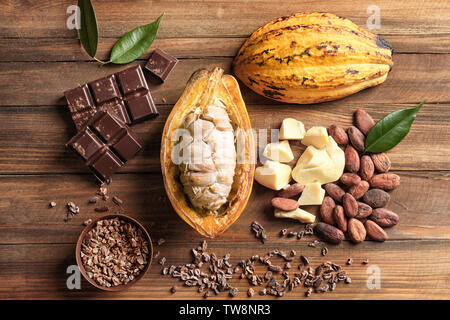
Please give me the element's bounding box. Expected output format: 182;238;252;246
247;288;255;297
250;221;267;243
362;258;370;265
157;238;166;246
94;206;109;212
83;219;92;226
88;197;98;204
321;247;329;256
300;255;310;265
112;196;123;206
170;286;177;294
49;201;56;208
346;258;353;265
279;229;287;237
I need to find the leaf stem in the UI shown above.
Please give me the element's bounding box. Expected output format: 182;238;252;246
93;56;110;65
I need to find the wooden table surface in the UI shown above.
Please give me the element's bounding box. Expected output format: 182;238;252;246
0;0;449;300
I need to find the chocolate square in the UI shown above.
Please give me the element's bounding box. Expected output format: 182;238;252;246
112;131;142;160
89;75;121;104
145;49;178;82
91;111;125;142
67;128;103;161
116;65;148;96
91;149;124;181
126;92;158;122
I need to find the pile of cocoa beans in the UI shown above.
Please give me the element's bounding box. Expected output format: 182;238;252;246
315;109;400;244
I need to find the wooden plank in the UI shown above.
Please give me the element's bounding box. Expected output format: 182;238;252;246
1;34;449;63
0;240;449;299
1;0;449;38
0;171;449;245
1;54;449;107
0;103;448;174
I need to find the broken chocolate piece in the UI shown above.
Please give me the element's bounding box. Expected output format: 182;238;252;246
145;49;178;82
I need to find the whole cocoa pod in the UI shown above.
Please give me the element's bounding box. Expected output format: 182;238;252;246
328;125;348;145
370;173;400;191
345;145;360;173
271;197;299;211
333;205;347;232
356;202;373;219
360;155;375;181
340;173;361;186
370;208;399;227
371;153;391;173
314;222;344;244
363;189;390;208
347;126;365;152
343;193;358;218
347;218;366;243
325;183;345;202
364;220;388;242
348;180;370;200
320;196;336;225
278;183;305;198
354;109;375;135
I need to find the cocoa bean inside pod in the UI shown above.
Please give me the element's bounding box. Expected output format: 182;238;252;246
347;126;365;152
345;145;360;173
347;218;366;243
320;196;336;225
314;222;344;244
355;202;373;219
348;180;370;200
340;173;361;187
360;155;375;181
371;153;392;173
370;208;399;227
328;125;349;145
278;183;305;198
342;193;358;218
370;173;400;191
363;189;390;208
364;220;388;242
354;109;375;135
333;205;347;232
324;183;345;202
271;197;299;212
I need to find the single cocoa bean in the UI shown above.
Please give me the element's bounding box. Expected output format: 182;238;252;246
325;183;345;202
364;220;388;242
345;145;360;173
363;189;390;208
320;196;336;225
347;126;365;152
328;125;348;145
271;197;299;211
370;173;400;191
354;109;375;135
360;155;375;181
371;153;391;173
370;208;399;227
356;202;373;219
278;183;305;198
314;222;344;244
348;180;370;200
342;193;358;218
340;173;361;186
347;218;366;243
333;205;347;232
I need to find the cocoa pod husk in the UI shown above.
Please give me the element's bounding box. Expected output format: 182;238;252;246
340;173;361;187
328;124;348;145
342;193;358;218
320;196;336;225
348;180;370;200
354;109;375;135
278;183;305;198
325;183;345;202
371;153;391;173
364;220;388;242
370;173;400;191
333;205;347;232
370;208;399;227
347;126;365;152
345;145;360;173
363;189;390;208
355;202;373;219
314;222;344;244
271;197;299;211
360;155;375;181
348;218;366;243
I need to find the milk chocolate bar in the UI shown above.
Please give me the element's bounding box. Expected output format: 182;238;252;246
64;65;158;130
145;49;178;82
66;111;142;183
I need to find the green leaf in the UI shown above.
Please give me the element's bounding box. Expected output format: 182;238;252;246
77;0;99;58
109;13;164;64
365;100;426;153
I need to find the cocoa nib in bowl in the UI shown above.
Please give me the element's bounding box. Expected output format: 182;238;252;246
76;214;153;291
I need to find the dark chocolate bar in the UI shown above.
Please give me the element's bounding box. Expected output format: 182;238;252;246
64;65;158;131
66;110;142;183
145;49;178;82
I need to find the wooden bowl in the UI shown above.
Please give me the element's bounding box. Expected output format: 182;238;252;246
75;214;153;291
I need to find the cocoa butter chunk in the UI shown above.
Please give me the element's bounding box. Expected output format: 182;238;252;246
298;182;325;206
274;208;316;223
301;126;329;149
255;160;292;190
279;118;305;140
263;140;294;163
